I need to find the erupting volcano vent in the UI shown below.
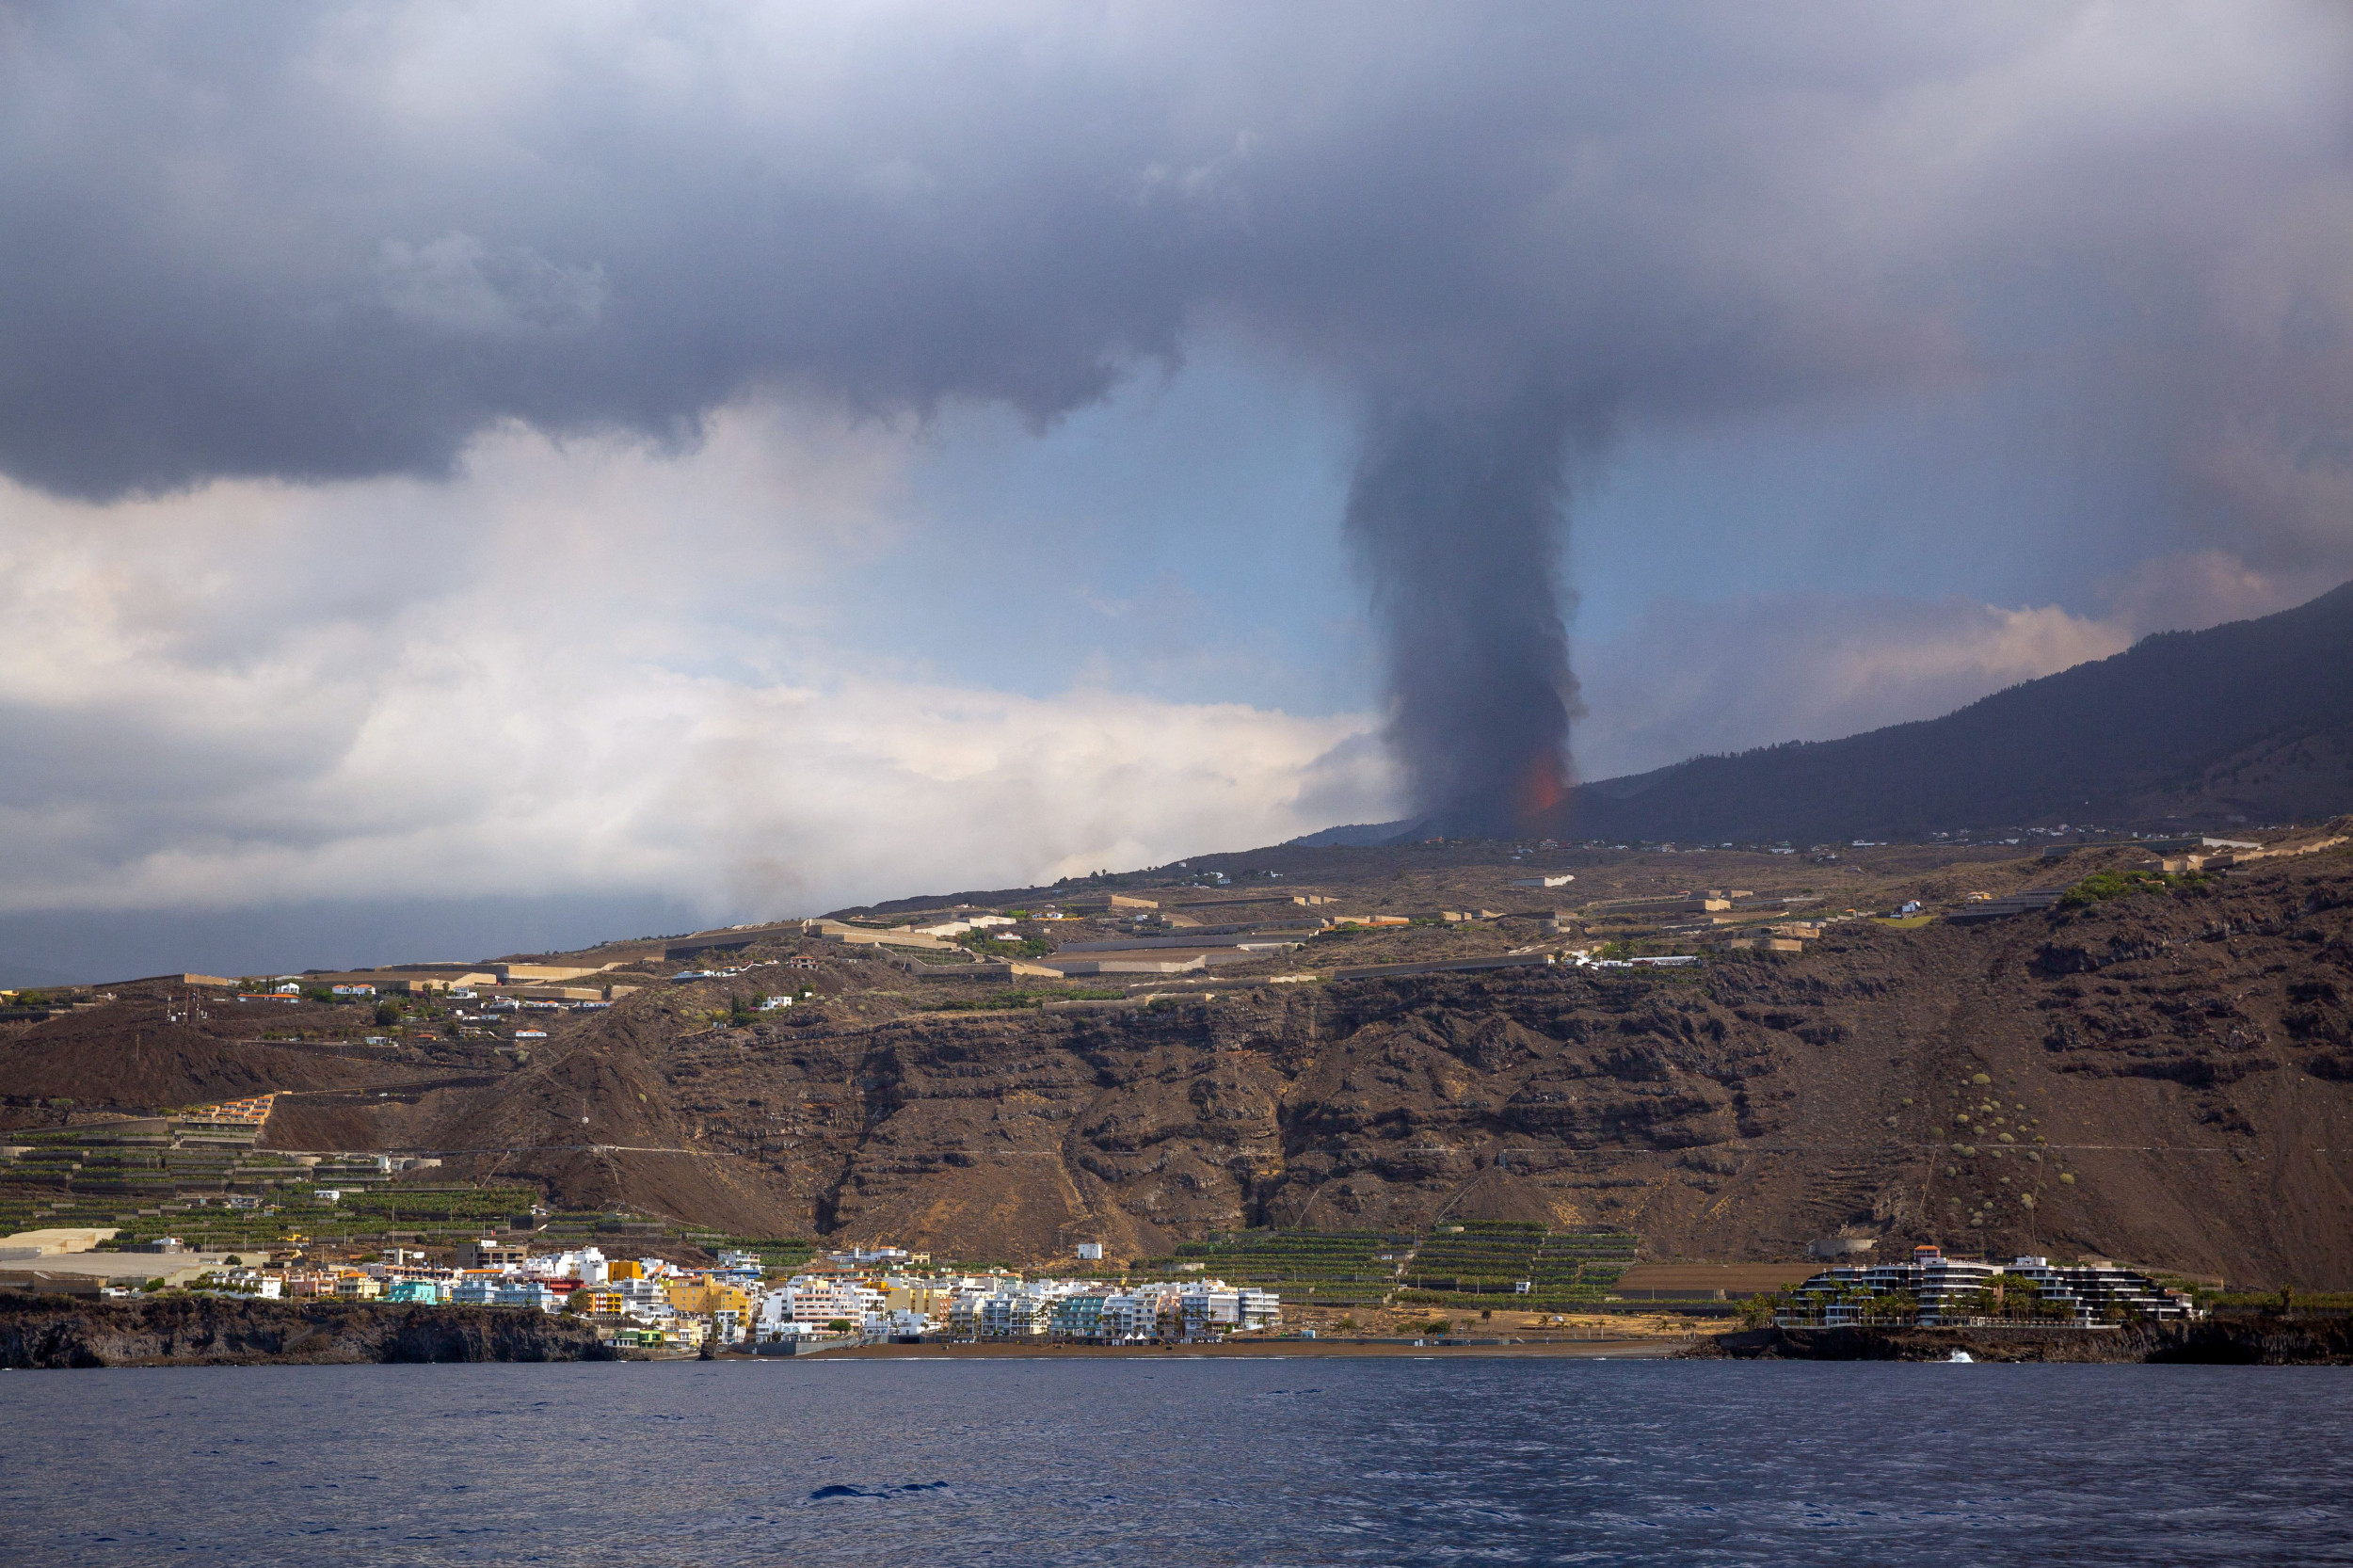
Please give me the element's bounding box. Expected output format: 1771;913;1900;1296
1345;397;1581;838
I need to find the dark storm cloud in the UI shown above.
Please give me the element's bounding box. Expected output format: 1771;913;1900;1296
0;1;1200;495
6;1;2353;821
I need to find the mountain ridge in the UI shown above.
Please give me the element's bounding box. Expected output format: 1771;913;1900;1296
1557;580;2353;843
1294;581;2353;848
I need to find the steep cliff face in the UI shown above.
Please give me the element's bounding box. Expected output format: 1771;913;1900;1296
408;858;2353;1287
12;847;2353;1288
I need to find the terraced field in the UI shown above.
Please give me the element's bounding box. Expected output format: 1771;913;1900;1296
1128;1223;1643;1311
669;1231;816;1272
1;1112;819;1266
1396;1221;1639;1310
0;1183;545;1253
1139;1228;1413;1306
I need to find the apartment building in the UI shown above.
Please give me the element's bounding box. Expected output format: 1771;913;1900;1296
494;1280;565;1311
1098;1291;1168;1342
1049;1294;1106;1339
667;1277;753;1317
1778;1245;2199;1327
978;1292;1055;1338
1179;1286;1282;1336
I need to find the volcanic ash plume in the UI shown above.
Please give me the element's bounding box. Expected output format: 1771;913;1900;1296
1343;398;1581;838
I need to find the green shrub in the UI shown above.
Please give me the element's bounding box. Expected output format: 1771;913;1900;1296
920;989;1115;1013
955;929;1050;959
2062;869;2203;908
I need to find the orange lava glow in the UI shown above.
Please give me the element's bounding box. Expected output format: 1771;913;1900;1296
1513;752;1568;824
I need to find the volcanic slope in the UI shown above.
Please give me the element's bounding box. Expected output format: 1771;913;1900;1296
0;991;504;1123
8;840;2353;1287
424;858;2353;1285
1545;577;2353;844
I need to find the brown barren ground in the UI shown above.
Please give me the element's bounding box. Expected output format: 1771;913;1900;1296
10;836;2353;1288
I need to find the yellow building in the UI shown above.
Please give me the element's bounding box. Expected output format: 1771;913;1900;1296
888;1284;956;1318
607;1260;645;1281
584;1289;629;1317
665;1277;752;1316
334;1273;383;1301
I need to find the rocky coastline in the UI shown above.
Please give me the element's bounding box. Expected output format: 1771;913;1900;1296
1695;1317;2353;1365
0;1294;621;1368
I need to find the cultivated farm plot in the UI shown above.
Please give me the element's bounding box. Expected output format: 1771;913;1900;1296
0;1183;549;1253
1139;1228;1413;1306
1128;1223;1642;1311
1396;1221;1637;1310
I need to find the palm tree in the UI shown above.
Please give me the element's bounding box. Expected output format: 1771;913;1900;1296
1867;1288;1919;1327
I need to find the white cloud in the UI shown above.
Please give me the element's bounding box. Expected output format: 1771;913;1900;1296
0;404;1396;919
2098;548;2333;635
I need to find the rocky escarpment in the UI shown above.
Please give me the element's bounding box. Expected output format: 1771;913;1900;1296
0;1296;619;1368
14;845;2353;1288
378;856;2353;1287
1702;1317;2353;1364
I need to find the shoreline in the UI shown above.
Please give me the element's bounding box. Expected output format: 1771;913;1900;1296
1692;1320;2353;1365
757;1336;1694;1361
17;1296;2347;1368
0;1295;616;1368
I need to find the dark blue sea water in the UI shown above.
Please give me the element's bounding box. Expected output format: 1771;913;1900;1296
3;1358;2347;1565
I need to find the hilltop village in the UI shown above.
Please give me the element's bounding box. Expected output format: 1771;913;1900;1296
7;822;2353;1333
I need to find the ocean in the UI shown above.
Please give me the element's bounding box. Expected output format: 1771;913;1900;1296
3;1358;2347;1565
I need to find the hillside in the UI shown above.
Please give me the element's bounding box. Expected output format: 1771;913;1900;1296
1548;580;2353;843
8;835;2353;1288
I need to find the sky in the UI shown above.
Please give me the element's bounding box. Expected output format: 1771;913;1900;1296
5;1;2353;979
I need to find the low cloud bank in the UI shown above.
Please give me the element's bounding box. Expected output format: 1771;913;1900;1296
0;410;1397;959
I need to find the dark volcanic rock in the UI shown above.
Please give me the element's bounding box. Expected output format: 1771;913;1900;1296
1703;1318;2353;1365
14;845;2353;1290
0;1296;619;1368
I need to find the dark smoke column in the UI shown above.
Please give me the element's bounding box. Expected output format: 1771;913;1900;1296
1344;397;1581;838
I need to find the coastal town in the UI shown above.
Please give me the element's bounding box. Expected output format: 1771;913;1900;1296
2;829;2327;1368
0;1214;2216;1361
8;10;2353;1562
5;1229;1289;1355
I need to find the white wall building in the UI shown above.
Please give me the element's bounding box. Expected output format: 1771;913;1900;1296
868;1308;934;1338
1179;1285;1282;1336
758;1275;882;1330
1778;1245;2199;1327
978;1292;1055;1338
